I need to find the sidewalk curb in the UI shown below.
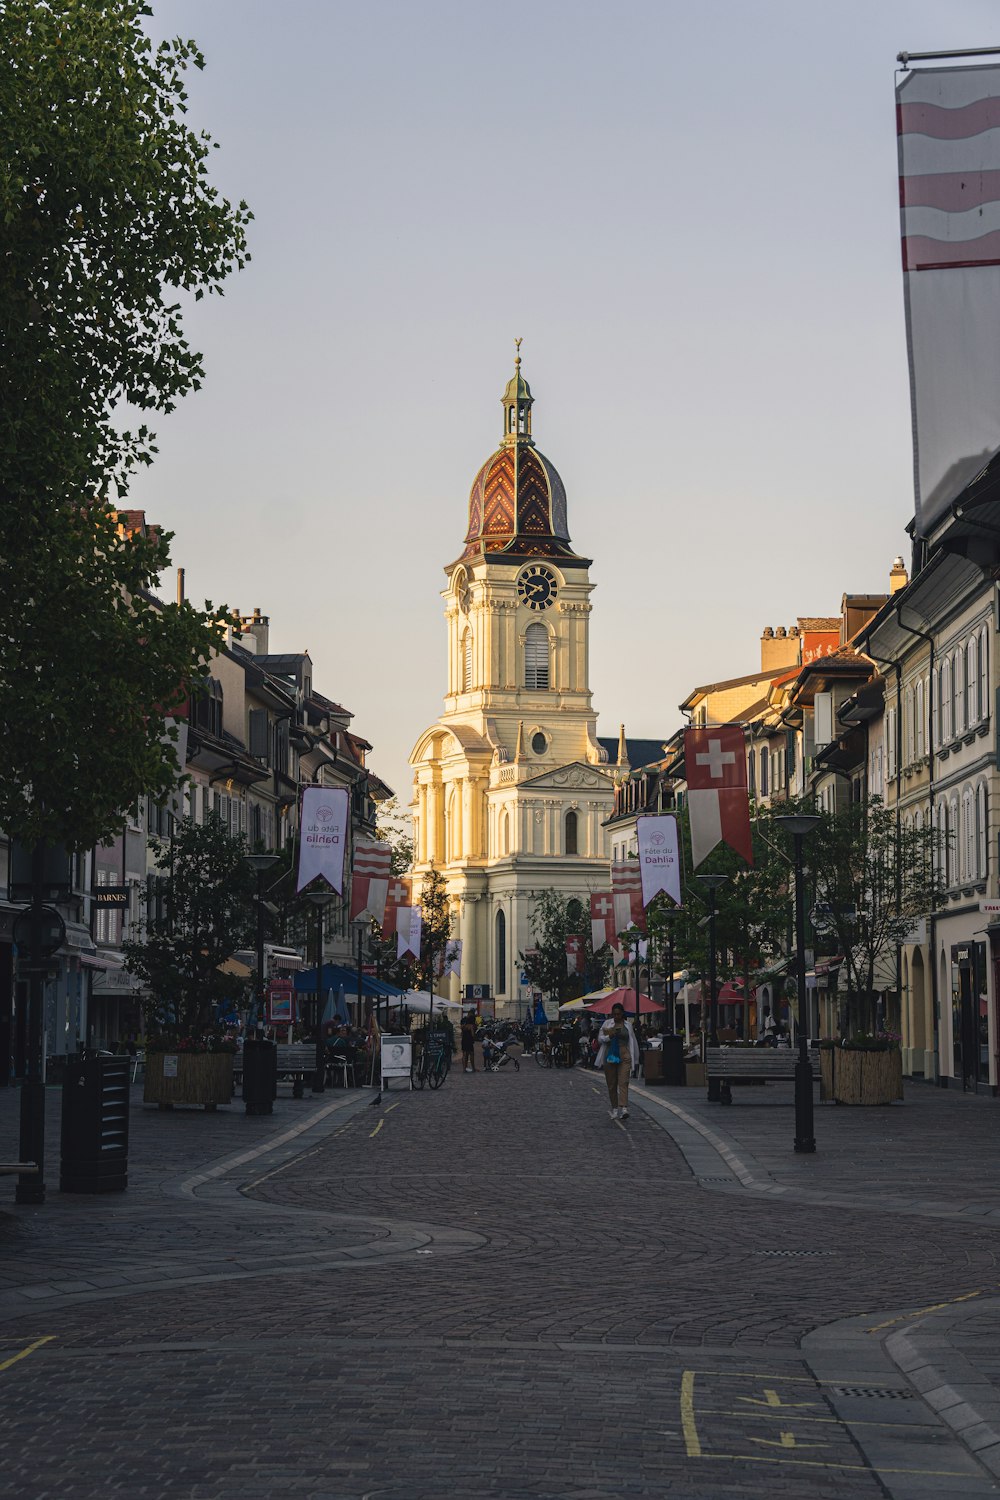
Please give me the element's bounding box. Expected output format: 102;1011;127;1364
884;1300;1000;1480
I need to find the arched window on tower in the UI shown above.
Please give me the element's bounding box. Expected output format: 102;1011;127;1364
500;809;510;856
565;808;579;855
495;908;507;995
525;623;550;689
462;629;472;693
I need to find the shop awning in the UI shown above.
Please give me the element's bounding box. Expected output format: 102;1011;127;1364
294;963;404;1000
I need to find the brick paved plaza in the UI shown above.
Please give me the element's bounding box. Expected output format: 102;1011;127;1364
4;1067;1000;1498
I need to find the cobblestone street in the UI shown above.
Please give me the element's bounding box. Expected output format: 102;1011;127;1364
3;1068;1000;1498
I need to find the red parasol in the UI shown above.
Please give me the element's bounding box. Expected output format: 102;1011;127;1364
586;987;664;1015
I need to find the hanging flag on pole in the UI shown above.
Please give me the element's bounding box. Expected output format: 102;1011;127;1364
636;814;682;908
434;939;463;979
611;861;646;934
684;726;752;869
898;62;1000;534
296;786;349;893
349;839;393;923
565;934;583;975
396;905;422;961
379;876;411;939
590;892;617;952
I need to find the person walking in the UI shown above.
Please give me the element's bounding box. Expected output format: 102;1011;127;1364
595;1002;639;1121
461;1010;477;1074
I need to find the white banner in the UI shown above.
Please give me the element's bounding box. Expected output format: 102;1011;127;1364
444;938;462;977
898;64;1000;534
396;905;422;961
636;814;681;907
296;786;349;893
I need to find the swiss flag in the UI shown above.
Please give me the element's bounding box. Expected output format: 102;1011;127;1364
611;860;646;934
349;839;393;924
565;935;583;975
590;892;616;953
684;726;753;868
379;876;411;939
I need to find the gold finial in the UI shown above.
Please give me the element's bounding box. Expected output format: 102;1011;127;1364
515;336;522;368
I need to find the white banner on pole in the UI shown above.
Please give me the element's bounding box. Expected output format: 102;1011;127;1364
296;786;349;893
636;814;682;907
898;64;1000;534
396;905;422;961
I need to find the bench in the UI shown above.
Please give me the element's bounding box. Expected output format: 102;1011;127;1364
0;1163;39;1176
233;1043;320;1099
705;1045;821;1105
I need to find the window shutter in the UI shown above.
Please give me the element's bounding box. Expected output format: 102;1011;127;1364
249;708;269;761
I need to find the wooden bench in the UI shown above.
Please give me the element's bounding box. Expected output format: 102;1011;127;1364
705;1045;821;1105
233;1043;319;1099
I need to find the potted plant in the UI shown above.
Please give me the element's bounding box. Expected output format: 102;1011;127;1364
820;1032;903;1105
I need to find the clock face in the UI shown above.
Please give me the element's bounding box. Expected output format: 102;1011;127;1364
517;564;557;611
457;574;471;613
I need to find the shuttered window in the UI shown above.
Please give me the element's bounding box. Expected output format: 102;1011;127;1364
524;624;549;689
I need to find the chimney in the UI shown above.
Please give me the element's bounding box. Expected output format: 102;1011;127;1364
761;624;799;673
890;556;908;594
176;567;185;605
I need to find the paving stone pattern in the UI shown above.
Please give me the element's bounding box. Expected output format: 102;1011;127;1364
1;1068;1000;1497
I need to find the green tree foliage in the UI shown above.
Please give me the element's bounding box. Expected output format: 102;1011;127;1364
519;889;606;1003
374;796;414;876
123;816;255;1040
0;1;251;849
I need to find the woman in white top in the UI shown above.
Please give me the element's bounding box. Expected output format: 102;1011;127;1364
594;1002;640;1122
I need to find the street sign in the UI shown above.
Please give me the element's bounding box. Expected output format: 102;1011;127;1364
12;905;66;959
465;984;491;1001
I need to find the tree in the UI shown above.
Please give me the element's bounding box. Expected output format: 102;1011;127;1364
123;816;255;1040
374;797;415;876
519;890;606;1004
0;1;251;850
415;863;454;991
804;796;939;1035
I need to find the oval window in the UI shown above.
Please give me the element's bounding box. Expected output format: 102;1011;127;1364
532;732;547;755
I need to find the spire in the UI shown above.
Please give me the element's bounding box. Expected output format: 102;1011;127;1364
616;724;629;768
501;338;534;447
515;719;526;763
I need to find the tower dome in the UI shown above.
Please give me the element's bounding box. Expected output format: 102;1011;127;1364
460;348;578;562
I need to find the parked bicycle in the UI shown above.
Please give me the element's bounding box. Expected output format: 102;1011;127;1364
411;1035;450;1090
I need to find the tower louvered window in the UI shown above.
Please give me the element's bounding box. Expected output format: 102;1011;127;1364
462;630;472;693
525;623;549;689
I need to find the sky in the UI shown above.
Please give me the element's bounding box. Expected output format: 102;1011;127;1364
133;0;997;805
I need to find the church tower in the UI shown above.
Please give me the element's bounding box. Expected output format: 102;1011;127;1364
410;351;616;1013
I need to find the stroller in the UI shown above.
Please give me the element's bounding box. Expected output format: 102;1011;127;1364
482;1035;521;1073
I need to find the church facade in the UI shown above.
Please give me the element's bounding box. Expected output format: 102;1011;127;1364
409;355;622;1013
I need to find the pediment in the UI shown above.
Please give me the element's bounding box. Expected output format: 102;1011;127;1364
519;761;615;792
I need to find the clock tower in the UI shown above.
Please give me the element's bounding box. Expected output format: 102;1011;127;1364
410;351;617;1013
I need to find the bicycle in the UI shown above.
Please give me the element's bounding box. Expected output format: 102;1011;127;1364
411;1039;451;1090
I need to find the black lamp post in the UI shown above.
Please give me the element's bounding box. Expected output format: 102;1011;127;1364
660;905;677;1038
306;888;336;1093
773;814;821;1154
244;853;281;1036
695;873;727;1101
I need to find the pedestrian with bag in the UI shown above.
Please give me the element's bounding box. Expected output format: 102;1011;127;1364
461;1009;477;1074
595;1001;639;1122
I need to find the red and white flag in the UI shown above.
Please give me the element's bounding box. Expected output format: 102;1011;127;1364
684;726;752;869
611;860;646;934
565;935;583;975
396;905;422;961
379;876;411;939
636;815;682;907
349;839;393;924
590;892;616;952
898;63;1000;534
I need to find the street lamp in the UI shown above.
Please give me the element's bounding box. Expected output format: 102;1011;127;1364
773;813;822;1154
306;887;336;1093
695;873;727;1101
660;905;678;1038
244;853;281;1036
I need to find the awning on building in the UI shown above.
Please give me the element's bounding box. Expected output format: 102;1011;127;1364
294;963;404;1000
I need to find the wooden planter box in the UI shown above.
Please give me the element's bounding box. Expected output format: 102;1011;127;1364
821;1048;903;1105
143;1051;234;1109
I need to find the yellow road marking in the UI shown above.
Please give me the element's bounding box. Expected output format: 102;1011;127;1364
0;1336;54;1374
751;1431;827;1450
697;1453;970;1476
680;1371;701;1458
383;1102;400;1115
738;1388;819;1409
369;1119;384;1139
686;1369;819;1382
713;1409;935;1429
867;1288;982;1333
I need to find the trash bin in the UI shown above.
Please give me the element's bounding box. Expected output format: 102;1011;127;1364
662;1034;686;1086
242;1038;277;1116
60;1054;129;1193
